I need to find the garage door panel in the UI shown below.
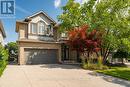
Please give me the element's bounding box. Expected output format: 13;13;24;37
24;49;58;64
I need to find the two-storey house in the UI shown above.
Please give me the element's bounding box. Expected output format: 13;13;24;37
16;11;77;65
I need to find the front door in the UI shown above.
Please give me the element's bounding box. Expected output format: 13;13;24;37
62;44;69;61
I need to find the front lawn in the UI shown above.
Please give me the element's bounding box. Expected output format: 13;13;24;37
96;67;130;81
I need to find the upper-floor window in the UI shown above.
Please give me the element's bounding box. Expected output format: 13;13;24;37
46;25;51;35
31;23;37;34
61;32;68;38
38;21;46;35
30;21;53;36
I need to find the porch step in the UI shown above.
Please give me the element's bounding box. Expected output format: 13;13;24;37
62;61;81;65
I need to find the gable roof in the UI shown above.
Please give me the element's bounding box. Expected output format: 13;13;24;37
0;20;6;38
26;10;56;24
16;10;57;32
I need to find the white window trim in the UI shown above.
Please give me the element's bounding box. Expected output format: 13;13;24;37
31;23;37;34
61;32;68;38
38;21;46;35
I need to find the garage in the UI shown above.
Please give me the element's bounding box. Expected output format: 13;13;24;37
24;49;58;64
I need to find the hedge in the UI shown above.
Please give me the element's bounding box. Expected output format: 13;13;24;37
0;45;9;77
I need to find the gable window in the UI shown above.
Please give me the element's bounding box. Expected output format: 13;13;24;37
31;23;37;34
38;21;46;35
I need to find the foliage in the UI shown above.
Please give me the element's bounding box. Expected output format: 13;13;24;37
0;45;9;76
96;67;130;81
68;25;88;52
112;38;130;63
82;56;108;70
0;45;9;61
58;0;82;32
58;0;130;64
5;42;18;61
117;38;130;53
97;56;103;67
5;42;18;55
0;60;7;77
68;25;102;57
113;50;129;59
83;63;108;70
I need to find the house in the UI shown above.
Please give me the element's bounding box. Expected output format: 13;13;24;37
16;11;77;65
0;20;6;45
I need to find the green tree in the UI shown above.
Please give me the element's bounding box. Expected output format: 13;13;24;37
58;0;82;32
113;50;129;64
5;42;18;61
58;0;130;64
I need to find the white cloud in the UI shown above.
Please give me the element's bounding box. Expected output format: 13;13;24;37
54;0;61;8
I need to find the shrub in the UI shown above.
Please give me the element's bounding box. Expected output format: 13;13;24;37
0;45;9;76
0;60;7;76
83;63;108;70
82;56;108;70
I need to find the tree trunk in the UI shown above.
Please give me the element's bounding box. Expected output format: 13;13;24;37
102;43;110;64
96;52;99;57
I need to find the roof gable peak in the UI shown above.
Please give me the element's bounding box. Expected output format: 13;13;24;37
26;10;56;24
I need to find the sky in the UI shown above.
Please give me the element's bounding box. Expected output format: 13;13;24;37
1;0;84;44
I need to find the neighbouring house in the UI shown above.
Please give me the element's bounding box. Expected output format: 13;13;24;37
16;11;77;65
0;20;6;45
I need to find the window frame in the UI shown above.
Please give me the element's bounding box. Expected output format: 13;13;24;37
61;32;68;38
31;23;37;34
38;21;46;35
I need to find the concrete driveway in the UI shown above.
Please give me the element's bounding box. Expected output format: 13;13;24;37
0;64;130;87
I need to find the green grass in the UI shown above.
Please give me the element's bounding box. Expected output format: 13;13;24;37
96;67;130;81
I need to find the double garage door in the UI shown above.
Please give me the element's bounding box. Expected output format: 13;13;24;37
24;49;58;64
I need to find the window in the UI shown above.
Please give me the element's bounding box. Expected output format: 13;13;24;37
47;25;53;36
47;25;51;35
38;21;46;35
31;23;37;34
61;32;67;37
30;21;53;36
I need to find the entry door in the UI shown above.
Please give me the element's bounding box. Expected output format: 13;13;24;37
62;45;69;61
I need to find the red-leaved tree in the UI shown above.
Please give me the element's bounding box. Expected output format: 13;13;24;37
67;25;102;61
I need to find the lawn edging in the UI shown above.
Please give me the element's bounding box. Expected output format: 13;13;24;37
96;67;130;81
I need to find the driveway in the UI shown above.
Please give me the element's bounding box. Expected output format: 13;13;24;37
0;64;130;87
